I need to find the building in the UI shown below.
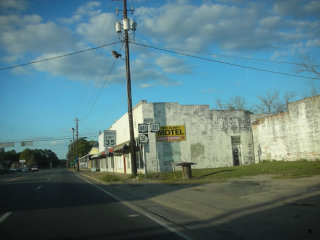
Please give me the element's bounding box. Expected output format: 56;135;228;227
92;95;320;174
252;95;320;161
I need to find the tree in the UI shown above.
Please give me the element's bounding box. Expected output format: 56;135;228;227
215;98;224;110
297;55;320;79
66;139;98;168
229;96;247;110
19;148;34;166
0;148;5;162
255;90;281;114
296;55;320;97
215;96;247;110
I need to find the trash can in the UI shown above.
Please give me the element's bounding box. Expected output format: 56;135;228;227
176;162;197;179
182;164;192;179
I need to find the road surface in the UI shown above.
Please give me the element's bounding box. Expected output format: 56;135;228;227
0;168;185;240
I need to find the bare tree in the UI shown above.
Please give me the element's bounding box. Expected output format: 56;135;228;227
303;80;320;98
297;55;320;97
215;98;224;110
229;96;247;110
297;55;320;79
255;90;280;114
215;96;247;110
283;91;297;110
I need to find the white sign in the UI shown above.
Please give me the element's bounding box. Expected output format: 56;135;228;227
104;130;116;147
150;123;160;132
139;133;149;143
138;123;148;133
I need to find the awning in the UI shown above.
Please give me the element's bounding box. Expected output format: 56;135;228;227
112;139;140;154
113;140;130;152
91;151;106;159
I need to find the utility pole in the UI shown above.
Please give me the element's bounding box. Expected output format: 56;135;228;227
123;0;137;176
75;118;79;171
72;128;75;170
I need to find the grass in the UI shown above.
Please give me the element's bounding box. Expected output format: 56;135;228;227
83;160;320;184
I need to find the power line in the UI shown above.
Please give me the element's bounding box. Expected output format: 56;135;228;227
0;41;121;71
131;41;319;80
81;58;118;123
0;135;98;143
74;4;117;119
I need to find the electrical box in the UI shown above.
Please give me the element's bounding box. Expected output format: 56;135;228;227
130;21;137;31
115;21;121;33
123;19;130;30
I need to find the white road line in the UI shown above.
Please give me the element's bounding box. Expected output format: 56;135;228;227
0;212;12;224
75;174;191;240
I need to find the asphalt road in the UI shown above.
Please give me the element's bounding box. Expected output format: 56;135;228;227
0;168;184;240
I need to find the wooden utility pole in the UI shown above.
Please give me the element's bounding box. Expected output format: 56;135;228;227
123;0;137;176
75;118;79;171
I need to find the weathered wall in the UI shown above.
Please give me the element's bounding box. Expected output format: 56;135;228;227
252;95;320;161
139;102;255;172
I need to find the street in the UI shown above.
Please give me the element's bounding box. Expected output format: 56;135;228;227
0;168;184;240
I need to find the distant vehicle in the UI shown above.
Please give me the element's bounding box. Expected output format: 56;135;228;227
9;168;17;172
30;165;39;172
21;167;29;173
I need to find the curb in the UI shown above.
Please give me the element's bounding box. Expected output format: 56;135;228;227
76;172;193;240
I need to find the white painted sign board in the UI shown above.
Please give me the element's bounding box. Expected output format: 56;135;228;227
139;133;149;144
104;130;116;147
138;123;148;133
150;123;160;132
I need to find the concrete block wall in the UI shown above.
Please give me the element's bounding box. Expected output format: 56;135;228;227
252;95;320;161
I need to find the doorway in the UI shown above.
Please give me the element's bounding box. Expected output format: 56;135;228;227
231;136;242;166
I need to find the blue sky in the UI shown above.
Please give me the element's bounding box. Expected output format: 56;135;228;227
0;0;319;159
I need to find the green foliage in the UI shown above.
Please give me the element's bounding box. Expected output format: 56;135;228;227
66;139;98;167
0;148;59;168
102;174;121;182
83;161;320;184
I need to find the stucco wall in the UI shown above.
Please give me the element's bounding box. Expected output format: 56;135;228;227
139;102;255;172
252;95;320;161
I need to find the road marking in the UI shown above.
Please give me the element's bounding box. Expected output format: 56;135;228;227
36;185;42;191
75;174;190;240
0;212;12;224
7;176;24;182
128;214;139;218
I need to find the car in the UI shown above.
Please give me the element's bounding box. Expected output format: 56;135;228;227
30;165;39;172
21;167;29;173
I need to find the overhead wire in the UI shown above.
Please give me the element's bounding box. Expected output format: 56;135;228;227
131;41;319;80
0;135;98;143
0;41;121;71
75;1;117;120
80;57;118;124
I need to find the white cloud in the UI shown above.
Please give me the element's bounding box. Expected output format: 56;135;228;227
0;0;28;12
306;39;320;47
138;0;319;53
59;1;102;24
33;51;113;82
155;55;192;74
76;13;117;44
1;21;78;55
273;0;320;19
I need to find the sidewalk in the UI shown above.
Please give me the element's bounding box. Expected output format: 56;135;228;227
81;172;320;240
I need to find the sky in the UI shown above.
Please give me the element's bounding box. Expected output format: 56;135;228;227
0;0;319;159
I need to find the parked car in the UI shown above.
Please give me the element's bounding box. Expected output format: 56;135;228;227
21;167;29;173
30;165;39;172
